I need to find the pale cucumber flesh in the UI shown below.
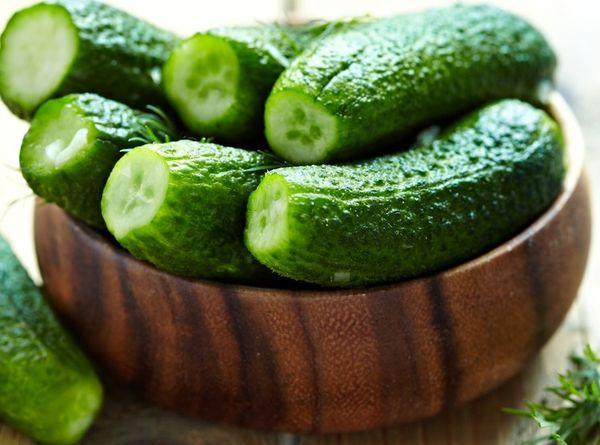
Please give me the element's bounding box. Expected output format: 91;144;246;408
265;90;338;164
27;104;96;173
245;174;289;254
102;148;169;240
163;34;239;132
0;4;77;116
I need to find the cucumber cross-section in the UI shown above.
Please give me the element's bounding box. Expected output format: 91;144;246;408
265;90;338;164
102;148;169;240
163;35;239;134
0;4;77;117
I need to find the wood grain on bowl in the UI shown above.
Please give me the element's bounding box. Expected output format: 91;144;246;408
34;93;591;434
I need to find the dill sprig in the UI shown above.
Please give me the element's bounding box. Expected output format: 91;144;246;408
0;193;35;221
239;164;284;173
256;149;287;164
505;344;600;445
128;105;178;146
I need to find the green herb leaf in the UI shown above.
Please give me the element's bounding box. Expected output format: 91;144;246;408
505;344;600;445
128;105;178;146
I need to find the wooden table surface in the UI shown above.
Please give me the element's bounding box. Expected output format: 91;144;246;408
0;0;599;443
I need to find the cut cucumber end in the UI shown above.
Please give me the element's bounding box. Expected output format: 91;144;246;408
265;90;338;164
102;148;169;240
21;99;97;174
163;34;239;132
0;4;78;117
246;174;290;256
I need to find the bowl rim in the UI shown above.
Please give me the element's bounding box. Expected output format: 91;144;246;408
66;92;585;297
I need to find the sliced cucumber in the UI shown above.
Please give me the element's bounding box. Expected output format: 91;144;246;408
247;100;565;287
102;140;283;282
0;4;77;117
163;35;239;138
101;148;169;240
163;22;355;143
20;93;176;228
0;0;179;119
264;90;338;164
246;174;289;252
265;5;556;164
28;105;95;171
0;235;103;445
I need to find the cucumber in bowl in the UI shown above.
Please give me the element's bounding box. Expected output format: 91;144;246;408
247;99;565;287
0;0;179;119
102;140;283;283
163;21;356;144
20;93;176;228
265;4;556;164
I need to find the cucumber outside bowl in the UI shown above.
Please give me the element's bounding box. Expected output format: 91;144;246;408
34;93;591;434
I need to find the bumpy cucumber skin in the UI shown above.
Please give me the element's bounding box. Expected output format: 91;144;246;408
164;21;357;143
267;4;557;163
20;93;174;228
0;236;102;445
1;0;179;119
103;140;282;283
248;100;565;287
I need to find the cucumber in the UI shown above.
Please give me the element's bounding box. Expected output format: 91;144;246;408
0;0;179;119
101;140;283;282
20;93;176;228
162;21;355;143
247;100;565;287
0;235;103;444
265;4;556;164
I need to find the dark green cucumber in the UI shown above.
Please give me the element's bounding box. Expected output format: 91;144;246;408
20;93;176;228
162;21;356;143
0;235;102;444
101;140;283;282
247;100;565;287
0;0;179;119
265;4;556;164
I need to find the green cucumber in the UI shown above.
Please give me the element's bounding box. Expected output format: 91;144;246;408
20;93;176;228
0;235;103;444
0;0;179;119
247;100;565;287
265;4;556;164
101;140;283;282
162;21;356;143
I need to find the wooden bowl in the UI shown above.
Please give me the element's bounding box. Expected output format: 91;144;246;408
34;93;591;434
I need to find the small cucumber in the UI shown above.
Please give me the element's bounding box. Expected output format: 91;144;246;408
0;0;179;119
0;235;103;444
20;93;176;228
265;4;556;164
247;100;565;287
163;21;355;143
101;140;283;282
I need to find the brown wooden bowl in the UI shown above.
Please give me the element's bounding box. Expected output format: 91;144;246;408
34;93;591;434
